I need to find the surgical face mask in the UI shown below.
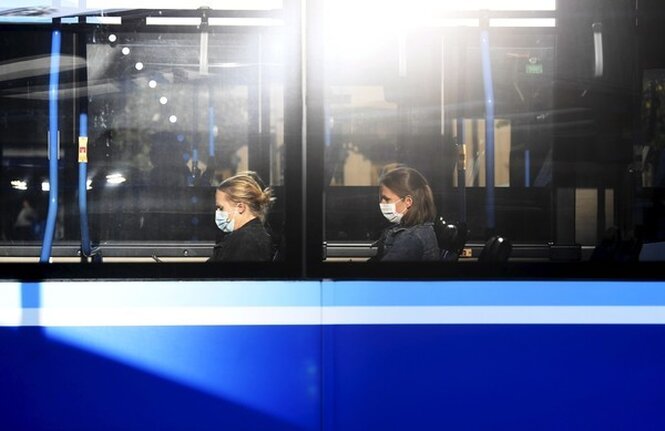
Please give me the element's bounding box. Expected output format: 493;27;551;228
380;202;404;224
215;209;236;233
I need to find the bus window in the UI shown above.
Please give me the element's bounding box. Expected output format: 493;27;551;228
0;5;293;265
320;0;648;264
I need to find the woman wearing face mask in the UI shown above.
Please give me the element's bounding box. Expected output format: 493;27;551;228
209;172;273;262
369;166;440;261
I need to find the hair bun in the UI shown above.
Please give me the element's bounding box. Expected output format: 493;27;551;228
261;186;275;207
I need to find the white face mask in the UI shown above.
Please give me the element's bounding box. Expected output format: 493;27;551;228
215;209;236;233
380;202;404;224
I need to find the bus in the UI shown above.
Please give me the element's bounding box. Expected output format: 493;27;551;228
1;1;664;429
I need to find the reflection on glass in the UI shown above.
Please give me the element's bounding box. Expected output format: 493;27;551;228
0;24;287;252
321;0;653;261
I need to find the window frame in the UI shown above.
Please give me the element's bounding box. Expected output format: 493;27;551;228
0;1;664;281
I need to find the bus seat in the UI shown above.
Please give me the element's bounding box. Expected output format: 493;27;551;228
434;217;468;261
478;236;512;262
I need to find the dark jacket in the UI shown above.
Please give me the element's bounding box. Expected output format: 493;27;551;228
370;222;440;262
209;218;273;262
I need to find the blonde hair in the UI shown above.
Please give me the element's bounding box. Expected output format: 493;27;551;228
217;171;273;222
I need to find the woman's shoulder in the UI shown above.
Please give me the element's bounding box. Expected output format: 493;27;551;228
393;223;437;249
400;222;435;237
383;222;432;238
242;218;270;236
236;219;272;248
406;222;434;231
211;219;272;262
399;222;439;260
219;219;269;244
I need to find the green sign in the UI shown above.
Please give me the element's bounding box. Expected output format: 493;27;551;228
526;64;544;75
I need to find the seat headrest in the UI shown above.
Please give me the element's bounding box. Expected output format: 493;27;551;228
478;236;512;262
434;217;468;253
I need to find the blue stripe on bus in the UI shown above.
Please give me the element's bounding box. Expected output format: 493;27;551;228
322;281;665;306
4;281;665;310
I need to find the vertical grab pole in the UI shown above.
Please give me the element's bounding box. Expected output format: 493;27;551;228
457;133;467;222
40;30;61;263
456;30;468;223
480;23;496;232
78;113;92;257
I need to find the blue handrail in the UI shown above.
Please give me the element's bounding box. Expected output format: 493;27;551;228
480;29;495;231
39;30;61;263
78;113;92;257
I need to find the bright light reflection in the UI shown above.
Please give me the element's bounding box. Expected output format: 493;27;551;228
106;173;126;185
428;18;480;27
86;16;122;25
46;325;318;429
169;115;178;123
86;179;93;190
159;96;168;105
341;0;557;11
36;280;322;428
148;80;157;88
146;17;202;26
484;0;555;10
208;17;283;26
325;0;555;34
0;283;21;326
214;63;244;69
491;18;556;27
122;47;131;55
135;62;144;71
325;0;556;60
41;182;50;192
10;180;27;191
86;0;283;9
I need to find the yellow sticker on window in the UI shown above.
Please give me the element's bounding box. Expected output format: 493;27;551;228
78;136;88;163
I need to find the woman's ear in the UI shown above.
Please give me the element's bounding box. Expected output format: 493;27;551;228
237;202;246;214
404;195;413;209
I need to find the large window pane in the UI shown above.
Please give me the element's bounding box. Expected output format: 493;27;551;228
0;11;290;262
321;0;649;263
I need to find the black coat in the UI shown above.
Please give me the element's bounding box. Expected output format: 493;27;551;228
209;218;273;262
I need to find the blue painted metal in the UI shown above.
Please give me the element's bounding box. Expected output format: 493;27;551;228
2;326;322;431
40;30;61;263
321;280;665;307
480;29;495;230
324;324;665;431
78;113;92;257
2;280;665;429
2;323;663;430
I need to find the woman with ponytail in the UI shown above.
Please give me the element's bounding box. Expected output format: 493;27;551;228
210;172;274;261
369;165;440;261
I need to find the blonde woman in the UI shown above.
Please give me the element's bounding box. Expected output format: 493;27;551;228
210;172;273;261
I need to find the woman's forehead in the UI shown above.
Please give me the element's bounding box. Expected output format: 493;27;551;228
380;184;399;198
215;190;230;204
